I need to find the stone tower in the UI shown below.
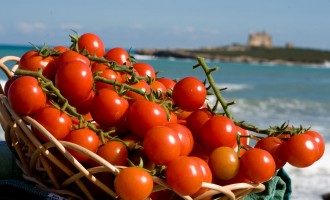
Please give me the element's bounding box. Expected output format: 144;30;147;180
248;32;272;48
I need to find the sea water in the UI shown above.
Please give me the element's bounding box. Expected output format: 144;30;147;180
1;46;330;199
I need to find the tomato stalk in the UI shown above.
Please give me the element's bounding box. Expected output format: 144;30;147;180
195;57;234;119
195;57;308;138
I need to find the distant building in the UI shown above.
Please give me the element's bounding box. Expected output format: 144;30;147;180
285;42;294;48
248;32;272;48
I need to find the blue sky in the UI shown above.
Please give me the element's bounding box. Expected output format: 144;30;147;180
0;0;329;50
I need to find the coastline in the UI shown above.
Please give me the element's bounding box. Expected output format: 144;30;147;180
135;47;330;67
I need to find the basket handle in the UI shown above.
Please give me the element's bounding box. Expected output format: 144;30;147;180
0;56;20;79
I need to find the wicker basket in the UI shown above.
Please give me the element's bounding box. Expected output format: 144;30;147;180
0;56;265;200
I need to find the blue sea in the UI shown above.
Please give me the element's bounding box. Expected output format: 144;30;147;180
1;45;330;199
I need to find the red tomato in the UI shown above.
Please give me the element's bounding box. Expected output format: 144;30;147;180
201;115;237;152
55;61;94;102
285;133;318;168
165;123;194;156
157;77;176;91
90;88;129;127
19;50;55;72
92;63;123;90
254;136;287;169
240;148;276;183
190;143;210;162
3;76;17;96
7;76;47;116
186;108;213;141
78;33;105;57
32;107;72;142
304;130;325;161
97;141;128;166
165;156;203;196
172;76;206;111
143;126;181;165
56;50;90;67
191;156;212;197
64;128;100;162
91;61;108;73
114;167;153;200
126;100;168;138
53;45;69;53
125;80;151;103
70;90;95;115
150;80;167;94
132;62;156;79
208;146;239;181
105;47;131;66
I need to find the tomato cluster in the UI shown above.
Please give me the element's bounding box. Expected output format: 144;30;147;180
3;32;325;200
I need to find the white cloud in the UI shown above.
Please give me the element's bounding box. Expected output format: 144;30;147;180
16;22;46;34
59;23;83;30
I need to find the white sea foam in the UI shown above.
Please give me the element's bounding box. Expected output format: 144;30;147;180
215;83;252;91
132;54;156;61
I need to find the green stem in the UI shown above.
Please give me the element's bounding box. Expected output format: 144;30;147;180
195;57;307;137
196;57;233;119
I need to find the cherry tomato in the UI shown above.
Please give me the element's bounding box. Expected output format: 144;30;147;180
254;136;287;169
7;76;47;116
70;90;95;115
92;63;123;90
90;88;129;127
56;50;90;67
201;115;237;152
191;156;212;197
208;146;239;181
165;156;203;196
64;128;100;162
53;45;69;53
126;100;168;138
3;76;18;96
125;80;151;103
143;126;181;165
19;50;56;72
32;106;72;142
114;167;153;200
97;141;128;166
133;62;156;79
150;80;167;95
304;130;325;161
55;60;93;102
78;32;105;57
186;108;213;141
157;77;176;91
240;148;276;183
190;143;210;162
285;133;318;168
165;122;194;156
172;76;206;111
105;47;131;66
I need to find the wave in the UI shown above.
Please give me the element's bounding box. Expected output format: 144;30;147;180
207;96;330;139
132;54;156;61
215;83;252;91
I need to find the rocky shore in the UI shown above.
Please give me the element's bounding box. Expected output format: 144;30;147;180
135;46;330;66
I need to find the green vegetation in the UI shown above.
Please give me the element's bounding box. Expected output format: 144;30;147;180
188;46;330;64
